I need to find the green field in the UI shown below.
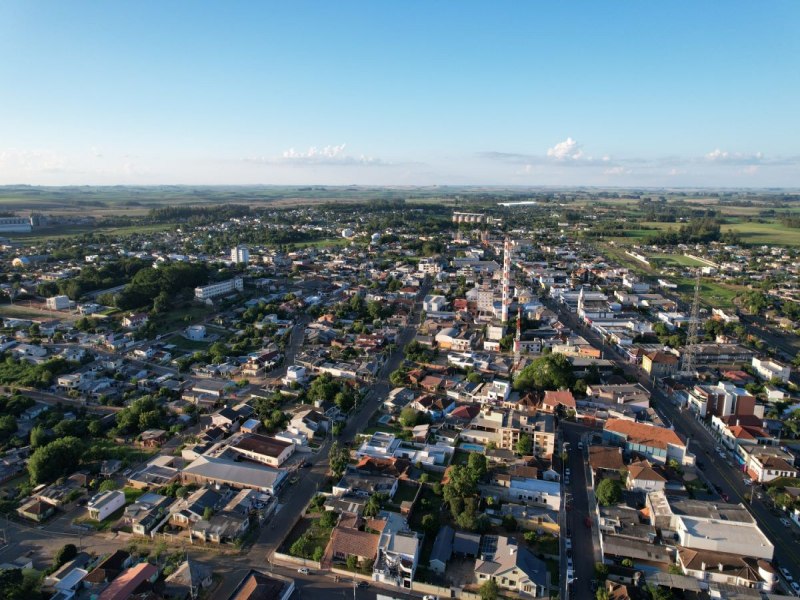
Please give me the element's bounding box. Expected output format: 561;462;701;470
12;222;175;244
613;220;800;246
647;254;708;268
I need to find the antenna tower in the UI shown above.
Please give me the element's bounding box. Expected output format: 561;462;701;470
680;270;702;376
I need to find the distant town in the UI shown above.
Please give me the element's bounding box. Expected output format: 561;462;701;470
0;187;799;600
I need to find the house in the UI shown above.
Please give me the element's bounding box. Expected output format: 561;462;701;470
742;446;798;483
710;414;775;451
87;490;126;521
589;446;626;479
752;356;791;383
541;390;576;414
475;535;549;597
677;547;778;592
226;569;295;600
83;550;132;589
139;428;168;448
603;419;691;466
323;524;380;568
453;530;481;557
164;559;214;599
16;497;56;522
626;460;667;492
190;511;249;543
171;488;223;527
374;527;421;589
98;562;159;600
122;312;149;329
642;351;679;378
429;525;454;574
289;408;328;438
125;492;172;536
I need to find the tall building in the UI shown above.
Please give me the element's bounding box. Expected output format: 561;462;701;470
230;245;249;264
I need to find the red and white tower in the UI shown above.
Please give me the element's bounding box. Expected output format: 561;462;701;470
501;237;512;323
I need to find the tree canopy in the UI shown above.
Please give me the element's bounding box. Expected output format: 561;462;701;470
514;352;574;392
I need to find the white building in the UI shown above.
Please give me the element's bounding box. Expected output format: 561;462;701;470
194;277;244;300
422;295;448;313
185;325;206;341
87;490;126;521
46;295;71;311
231;245;250;264
752;357;791;383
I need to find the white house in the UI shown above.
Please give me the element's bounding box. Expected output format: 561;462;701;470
423;295;448;313
752;357;791;383
87;490;126;521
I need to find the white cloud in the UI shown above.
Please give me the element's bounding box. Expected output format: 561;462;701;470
705;149;764;165
547;137;583;160
282;144;347;160
245;143;386;167
604;166;630;175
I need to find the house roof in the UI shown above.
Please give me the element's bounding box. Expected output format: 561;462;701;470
627;460;667;483
327;526;380;560
678;546;773;581
430;525;454;565
98;562;157;600
589;446;625;471
232;434;292;458
83;550;130;584
605;419;685;450
543;390;576;409
228;570;289;600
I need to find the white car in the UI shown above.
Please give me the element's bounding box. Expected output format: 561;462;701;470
791;581;800;596
565;538;572;551
780;567;793;581
564;476;570;486
565;468;571;476
297;567;309;575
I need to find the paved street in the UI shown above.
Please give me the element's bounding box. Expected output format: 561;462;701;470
548;297;800;590
562;423;599;600
214;278;432;597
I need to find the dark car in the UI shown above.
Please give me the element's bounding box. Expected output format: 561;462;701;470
721;493;729;502
584;516;592;528
302;461;312;468
357;581;369;588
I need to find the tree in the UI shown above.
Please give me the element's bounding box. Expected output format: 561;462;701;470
399;407;421;428
320;509;339;528
203;506;214;521
312;546;324;562
596;588;611;600
648;585;673;600
479;578;499;600
28;436;85;485
595;562;609;581
29;425;49;448
621;558;633;568
389;368;407;386
467;452;488;482
334;390;355;413
0;568;42;600
596;478;623;506
514;353;575;392
421;513;439;535
346;555;358;570
53;543;78;568
328;442;350;478
98;479;120;492
516;433;533;456
364;493;386;517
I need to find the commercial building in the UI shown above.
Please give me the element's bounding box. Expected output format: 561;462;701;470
0;217;33;232
87;490;126;522
194;277;244;300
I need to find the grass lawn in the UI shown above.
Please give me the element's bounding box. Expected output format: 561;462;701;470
673;276;745;309
163;334;213;352
153;305;214;335
283;515;335;559
720;221;800;246
391;481;419;505
0;303;81;322
86;440;158;466
647;254;708;268
123;487;146;503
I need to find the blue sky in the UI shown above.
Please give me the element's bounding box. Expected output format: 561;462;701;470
1;1;798;186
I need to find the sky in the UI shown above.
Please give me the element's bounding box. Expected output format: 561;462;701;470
1;1;799;187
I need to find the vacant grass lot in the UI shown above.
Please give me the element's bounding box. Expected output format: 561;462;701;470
648;254;708;268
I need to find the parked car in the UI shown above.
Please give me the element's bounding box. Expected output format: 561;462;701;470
297;568;309;575
584;516;592;528
565;538;572;550
358;581;369;588
780;567;793;581
781;518;792;528
721;493;729;502
791;581;800;595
